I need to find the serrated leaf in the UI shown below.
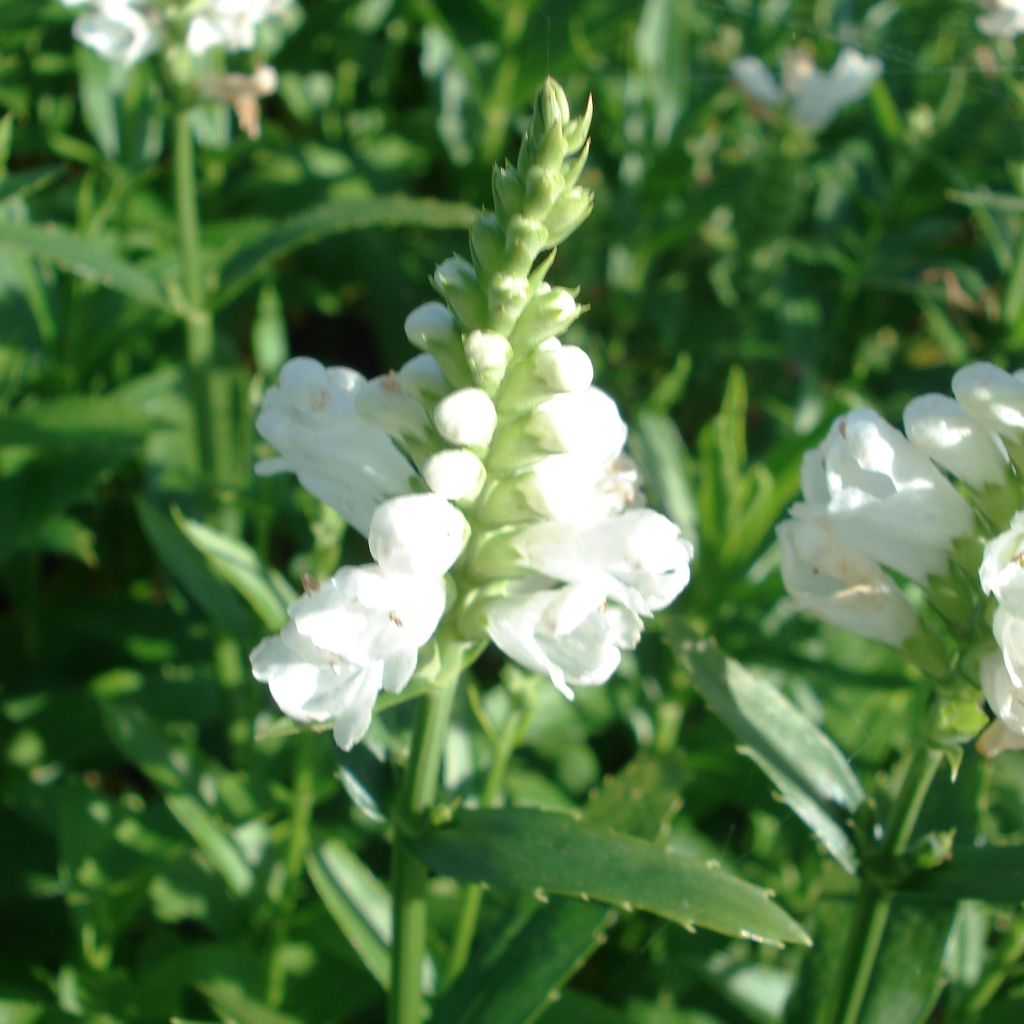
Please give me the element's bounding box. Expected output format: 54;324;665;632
0;221;173;311
216;195;477;306
411;807;810;946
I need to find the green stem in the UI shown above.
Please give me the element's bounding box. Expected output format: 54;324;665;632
960;917;1024;1016
442;702;530;988
389;639;468;1024
832;744;944;1024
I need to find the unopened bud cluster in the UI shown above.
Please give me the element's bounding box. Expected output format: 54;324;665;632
251;80;694;749
778;362;1024;755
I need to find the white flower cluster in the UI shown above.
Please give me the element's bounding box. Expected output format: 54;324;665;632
976;0;1024;39
778;362;1024;754
730;47;883;132
61;0;294;67
251;82;694;749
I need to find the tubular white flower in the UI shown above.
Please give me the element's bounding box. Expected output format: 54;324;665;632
528;387;628;462
514;450;642;524
368;493;469;578
424;449;486;502
485;583;643;699
977;0;1024;39
534;339;594;393
903;393;1009;491
777;519;919;648
186;0;293;55
992;607;1024;689
434;388;498;447
951;362;1024;442
511;509;693;616
251;563;447;750
791;409;974;584
62;0;162;67
255;357;416;536
980;511;1024;614
980;653;1024;742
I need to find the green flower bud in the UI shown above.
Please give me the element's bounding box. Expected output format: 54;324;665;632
563;94;594;153
540;77;572;133
505;214;549;274
523;166;563;220
470;213;507;279
563;138;591;189
433;256;489;330
508;284;582;352
493;162;525;223
464;330;513;393
544;186;594;247
488;273;531;336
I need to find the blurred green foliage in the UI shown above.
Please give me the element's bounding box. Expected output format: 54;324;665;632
4;1;1024;1022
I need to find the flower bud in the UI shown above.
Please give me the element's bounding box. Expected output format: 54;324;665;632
368;493;469;578
397;353;449;405
544;186;595;247
488;273;531;334
523;166;563;220
433;256;488;329
509;284;582;352
540;76;571;132
464;330;513;392
563;93;594;153
903;393;1009;491
424;448;486;502
469;213;506;278
980;512;1024;615
952;362;1024;441
534;339;594;393
434;387;498;447
493;162;525;222
506;214;549;274
528;387;628;462
405;302;458;351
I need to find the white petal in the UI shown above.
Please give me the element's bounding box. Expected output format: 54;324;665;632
368;493;469;578
434;388;497;447
952;362;1024;440
730;56;784;107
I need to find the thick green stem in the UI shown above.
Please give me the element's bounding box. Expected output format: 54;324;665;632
832;745;944;1024
389;640;468;1024
442;703;529;988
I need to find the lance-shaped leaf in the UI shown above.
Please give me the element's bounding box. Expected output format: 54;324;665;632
902;845;1024;904
411;807;810;947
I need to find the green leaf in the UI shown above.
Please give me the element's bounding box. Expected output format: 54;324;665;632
0;393;156;448
681;642;864;870
631;410;698;542
197;980;303;1024
433;754;688;1024
0;221;173;312
215;195;477;306
175;510;296;631
136;500;255;638
411;807;810;947
306;838;394;991
903;845;1024;903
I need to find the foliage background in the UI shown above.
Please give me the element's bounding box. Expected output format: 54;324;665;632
3;0;1024;1021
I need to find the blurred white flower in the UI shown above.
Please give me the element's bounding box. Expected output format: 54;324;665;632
485;583;643;699
977;0;1024;39
731;47;883;131
251;564;446;750
952;362;1024;444
528;387;628;461
977;653;1024;758
186;0;294;55
777;519;919;648
903;393;1009;492
791;409;974;584
992;606;1024;688
197;64;278;140
61;0;162;67
519;451;642;523
255;357;417;536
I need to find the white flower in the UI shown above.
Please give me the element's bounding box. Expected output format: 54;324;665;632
533;339;594;393
993;606;1024;689
251;564;446;750
255;357;417;536
528;387;628;462
368;493;469;578
511;509;693;616
980;511;1024;614
979;654;1024;757
62;0;162;67
186;0;293;55
731;47;882;131
485;583;643;698
424;449;486;501
903;393;1008;491
434;388;498;447
197;64;279;140
977;0;1024;39
791;409;974;584
777;519;919;648
356;356;446;443
404;302;459;351
951;362;1024;443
